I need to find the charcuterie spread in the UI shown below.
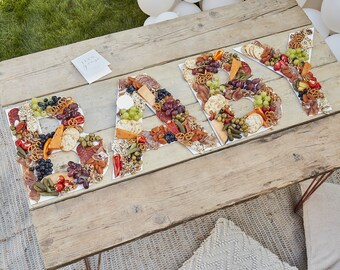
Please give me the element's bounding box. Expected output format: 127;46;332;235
4;29;333;204
5;96;109;204
234;28;332;115
179;50;282;145
112;75;219;178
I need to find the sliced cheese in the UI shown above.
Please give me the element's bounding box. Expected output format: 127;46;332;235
229;58;242;81
301;62;312;76
115;128;138;140
49;124;64;150
137;85;155;107
211;120;228;144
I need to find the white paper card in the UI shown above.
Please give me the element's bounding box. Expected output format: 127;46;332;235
71;49;111;84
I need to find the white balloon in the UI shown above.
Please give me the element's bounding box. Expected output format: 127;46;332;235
296;0;307;7
137;0;175;17
303;8;330;38
170;0;182;9
155;12;179;23
184;0;201;3
173;2;201;16
202;0;242;11
325;34;340;61
321;0;340;33
304;0;323;10
144;16;157;26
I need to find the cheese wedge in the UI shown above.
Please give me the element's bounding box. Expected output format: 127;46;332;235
49;124;64;150
229;58;242;81
211;120;228;143
115;128;138;140
137;85;155;107
301;62;312;76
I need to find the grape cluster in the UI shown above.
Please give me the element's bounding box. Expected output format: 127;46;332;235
207;77;225;95
119;106;143;121
285;48;309;66
126;85;136;95
31;96;61;118
164;131;177;144
155;89;172;102
195;58;220;73
161;98;186;117
253;92;271;109
38;132;55;150
56;103;81;123
228;78;262;93
35;158;53;181
67;161;90;189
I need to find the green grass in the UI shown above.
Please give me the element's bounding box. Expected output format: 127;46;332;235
0;0;147;61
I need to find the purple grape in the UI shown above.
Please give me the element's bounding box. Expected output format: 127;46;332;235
236;82;242;88
56;114;64;120
70;111;77;118
83;180;90;189
68;103;79;110
68;161;74;166
67;171;73;177
212;68;218;73
252;78;260;84
76;164;81;170
246;80;251;85
82;170;90;177
171;110;178;116
246;83;254;90
256;83;263;91
73;172;80;179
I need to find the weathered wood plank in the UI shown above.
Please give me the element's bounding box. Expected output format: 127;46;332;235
32;112;340;269
0;0;310;106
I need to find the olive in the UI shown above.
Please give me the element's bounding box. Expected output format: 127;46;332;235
89;133;95;137
81;141;87;147
87;141;93;147
136;156;141;161
85;135;90;141
90;137;95;142
95;136;101;141
79;137;84;142
12;130;17;135
10;125;15;131
134;151;140;157
132;155;136;160
17;134;22;139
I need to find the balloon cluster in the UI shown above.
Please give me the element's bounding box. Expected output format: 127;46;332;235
138;0;242;25
296;0;340;61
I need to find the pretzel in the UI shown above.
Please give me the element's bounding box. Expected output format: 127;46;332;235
175;133;185;141
66;118;78;126
184;132;194;141
137;143;147;152
309;89;324;99
195;72;213;85
266;118;274;127
153;103;162;112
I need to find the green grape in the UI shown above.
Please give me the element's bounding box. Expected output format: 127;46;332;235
133;115;140;121
293;59;300;65
289;54;295;60
37;107;43;113
130;106;137;112
41;111;47;117
296;48;302;54
256;99;263;105
260;92;267;98
304;56;309;61
254;95;261;100
291;49;296;54
122;112;130;119
120;109;127;114
263;100;269;107
206;80;212;87
301;51;306;56
31;103;38;110
264;96;271;102
33;111;40;118
31;97;39;104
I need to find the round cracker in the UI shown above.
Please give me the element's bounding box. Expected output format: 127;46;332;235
63;127;80;141
61;134;78;152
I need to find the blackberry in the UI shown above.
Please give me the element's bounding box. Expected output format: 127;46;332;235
126;85;136;95
164;131;177;144
35;158;53;181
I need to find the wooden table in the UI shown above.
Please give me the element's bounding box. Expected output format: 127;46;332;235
1;0;340;268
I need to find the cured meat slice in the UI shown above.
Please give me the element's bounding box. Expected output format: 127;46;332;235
224;89;234;100
140;131;160;150
232;88;244;101
135;74;161;92
156;111;172;123
17;157;40;202
240;61;252;75
8;108;19;125
77;140;102;165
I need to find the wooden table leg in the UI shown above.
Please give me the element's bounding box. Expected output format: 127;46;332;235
294;170;335;212
97;253;102;270
84;257;91;270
